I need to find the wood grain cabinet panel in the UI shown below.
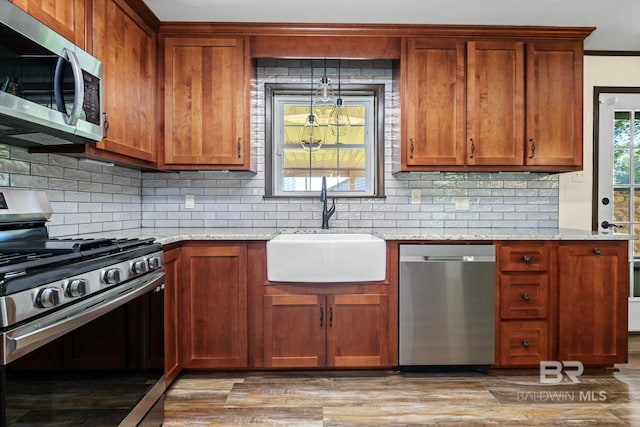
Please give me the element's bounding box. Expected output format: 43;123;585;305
181;244;248;368
525;41;583;169
163;248;182;385
403;38;466;167
466;41;524;166
500;320;549;366
162;36;250;169
557;242;628;365
263;294;326;368
90;0;157;164
10;0;84;46
499;242;550;272
500;274;549;320
401;37;584;172
263;291;391;368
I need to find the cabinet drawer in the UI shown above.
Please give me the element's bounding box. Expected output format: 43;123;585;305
500;321;549;366
500;274;549;319
498;243;549;272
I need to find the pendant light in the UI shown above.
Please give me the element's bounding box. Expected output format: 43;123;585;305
330;59;351;137
300;65;324;151
313;59;336;124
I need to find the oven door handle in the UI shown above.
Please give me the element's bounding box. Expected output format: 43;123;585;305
2;270;165;365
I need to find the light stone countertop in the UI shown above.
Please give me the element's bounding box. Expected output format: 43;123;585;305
69;227;636;245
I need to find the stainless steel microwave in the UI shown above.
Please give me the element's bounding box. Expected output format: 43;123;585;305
0;1;103;147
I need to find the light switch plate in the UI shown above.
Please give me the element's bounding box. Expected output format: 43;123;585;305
185;194;195;209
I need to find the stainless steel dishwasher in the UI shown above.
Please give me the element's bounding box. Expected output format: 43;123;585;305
398;244;496;368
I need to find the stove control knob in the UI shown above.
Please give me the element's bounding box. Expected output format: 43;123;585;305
35;288;62;309
64;279;88;297
147;256;162;270
103;268;122;285
132;259;149;275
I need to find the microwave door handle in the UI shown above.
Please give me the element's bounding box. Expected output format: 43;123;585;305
54;48;84;126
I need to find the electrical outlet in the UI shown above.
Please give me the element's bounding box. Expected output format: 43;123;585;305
185;194;195;209
572;172;586;183
455;197;470;211
411;189;421;204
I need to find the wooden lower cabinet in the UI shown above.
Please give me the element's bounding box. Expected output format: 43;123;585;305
180;244;248;368
163;247;182;384
496;239;628;368
557;242;628;365
500;320;549;366
263;292;391;368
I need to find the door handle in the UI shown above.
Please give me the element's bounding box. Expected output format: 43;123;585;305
54;49;84;126
601;221;622;229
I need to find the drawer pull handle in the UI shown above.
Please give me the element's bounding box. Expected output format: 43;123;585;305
469;138;475;159
237;137;242;158
320;304;324;327
522;255;532;263
410;138;415;159
521;340;529;348
522;293;530;302
593;248;601;255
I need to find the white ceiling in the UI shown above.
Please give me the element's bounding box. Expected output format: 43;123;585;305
143;0;640;51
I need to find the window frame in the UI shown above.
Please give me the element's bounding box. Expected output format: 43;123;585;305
264;83;385;198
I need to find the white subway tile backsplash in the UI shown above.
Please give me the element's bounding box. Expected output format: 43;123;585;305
0;60;559;235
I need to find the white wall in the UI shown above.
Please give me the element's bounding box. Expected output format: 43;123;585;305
559;56;640;230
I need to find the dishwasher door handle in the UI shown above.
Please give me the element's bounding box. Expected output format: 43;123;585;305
400;255;495;263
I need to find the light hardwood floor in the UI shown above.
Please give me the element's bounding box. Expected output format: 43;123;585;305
164;335;640;426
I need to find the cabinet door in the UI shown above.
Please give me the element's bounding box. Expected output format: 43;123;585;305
163;37;248;168
182;244;248;368
525;41;583;169
466;41;524;166
10;0;84;46
403;38;465;167
163;248;182;385
91;0;157;164
327;294;390;367
558;242;628;365
263;294;326;368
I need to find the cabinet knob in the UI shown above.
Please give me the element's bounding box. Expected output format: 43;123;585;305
522;293;530;302
521;340;529;348
593;248;601;255
522;255;532;263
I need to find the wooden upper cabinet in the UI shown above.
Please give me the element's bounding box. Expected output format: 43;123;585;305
403;38;465;167
162;36;250;169
525;41;583;170
90;0;157;165
10;0;85;46
400;36;584;172
466;41;525;166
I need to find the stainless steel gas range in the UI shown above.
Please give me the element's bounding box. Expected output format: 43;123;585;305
0;189;165;427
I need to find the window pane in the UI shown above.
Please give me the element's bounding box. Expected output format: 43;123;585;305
614;188;630;222
614;111;631;147
614;149;630;184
